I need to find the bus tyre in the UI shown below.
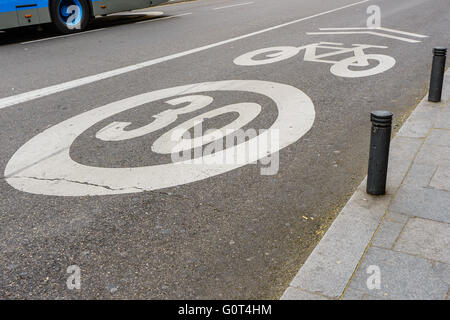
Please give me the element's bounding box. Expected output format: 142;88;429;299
50;0;90;34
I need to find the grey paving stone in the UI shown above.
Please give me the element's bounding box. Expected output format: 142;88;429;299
418;99;447;109
280;287;330;300
429;164;450;192
415;144;450;167
434;109;450;129
391;185;450;223
386;137;423;193
394;217;450;264
443;77;450;100
397;106;440;139
402;162;437;188
363;294;388;300
342;288;366;300
385;211;409;224
389;136;423;161
426;129;450;147
349;247;450;300
342;288;388;300
386;160;413;195
372;219;406;249
289;188;391;298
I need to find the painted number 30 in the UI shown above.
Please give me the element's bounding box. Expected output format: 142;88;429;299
5;80;315;197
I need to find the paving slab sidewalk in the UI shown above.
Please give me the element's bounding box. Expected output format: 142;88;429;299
281;69;450;300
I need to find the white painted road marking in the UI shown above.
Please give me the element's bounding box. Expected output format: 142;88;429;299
234;42;396;78
306;31;421;43
5;80;315;196
20;28;106;45
109;11;165;16
136;12;192;24
152;102;262;154
0;0;369;111
213;2;254;10
319;27;428;38
96;95;213;141
306;27;428;43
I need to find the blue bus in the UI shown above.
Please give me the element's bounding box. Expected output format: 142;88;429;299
0;0;169;33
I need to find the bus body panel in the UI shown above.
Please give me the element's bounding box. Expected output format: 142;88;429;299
92;0;150;15
92;0;168;15
0;0;169;30
0;1;52;29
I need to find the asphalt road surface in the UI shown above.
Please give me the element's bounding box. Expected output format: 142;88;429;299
1;0;449;299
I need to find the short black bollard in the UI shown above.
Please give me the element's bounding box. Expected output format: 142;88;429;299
367;111;393;195
428;47;447;102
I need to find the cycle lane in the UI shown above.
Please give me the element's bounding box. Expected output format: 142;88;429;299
0;0;449;299
0;0;356;99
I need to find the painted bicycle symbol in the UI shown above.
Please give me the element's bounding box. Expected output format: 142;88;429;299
234;42;397;78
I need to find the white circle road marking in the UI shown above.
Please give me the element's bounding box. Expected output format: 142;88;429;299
5;80;315;197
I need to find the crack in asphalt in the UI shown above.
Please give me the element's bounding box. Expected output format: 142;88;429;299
3;174;228;214
6;175;144;192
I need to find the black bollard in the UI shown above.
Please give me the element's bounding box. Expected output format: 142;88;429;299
367;111;393;195
428;47;447;102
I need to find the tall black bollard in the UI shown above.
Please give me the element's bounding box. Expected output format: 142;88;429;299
367;111;393;195
428;47;447;102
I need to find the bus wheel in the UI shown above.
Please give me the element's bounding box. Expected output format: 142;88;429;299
50;0;90;34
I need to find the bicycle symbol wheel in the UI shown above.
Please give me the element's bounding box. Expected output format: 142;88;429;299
234;46;301;66
330;54;396;78
5;80;315;197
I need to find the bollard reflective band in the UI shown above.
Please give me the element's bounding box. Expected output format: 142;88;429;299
433;48;447;56
371;111;393;127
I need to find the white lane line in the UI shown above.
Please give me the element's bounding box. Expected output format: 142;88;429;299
136;12;192;24
20;28;106;45
109;11;165;16
213;2;254;10
0;0;369;110
306;31;421;43
319;27;428;38
377;27;428;38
